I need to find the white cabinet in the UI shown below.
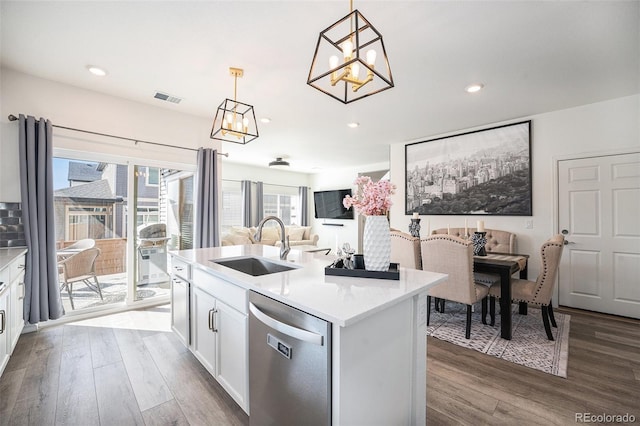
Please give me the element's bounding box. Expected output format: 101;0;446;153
215;299;247;405
170;257;191;347
0;287;9;374
9;257;26;351
191;285;218;374
190;267;248;412
0;250;26;377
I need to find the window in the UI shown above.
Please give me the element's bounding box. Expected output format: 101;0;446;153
263;184;298;226
221;180;242;233
65;205;113;240
146;167;159;186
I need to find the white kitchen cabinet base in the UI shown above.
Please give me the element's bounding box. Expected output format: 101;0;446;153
332;294;426;426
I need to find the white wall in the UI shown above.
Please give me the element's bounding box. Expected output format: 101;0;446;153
311;162;389;253
0;68;219;202
222;161;312;188
390;94;640;278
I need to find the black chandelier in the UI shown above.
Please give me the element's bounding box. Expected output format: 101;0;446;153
307;0;394;104
210;67;259;145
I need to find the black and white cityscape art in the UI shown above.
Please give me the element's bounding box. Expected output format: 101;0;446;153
405;121;531;216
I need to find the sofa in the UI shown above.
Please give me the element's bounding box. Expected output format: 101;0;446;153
431;227;516;254
221;225;319;247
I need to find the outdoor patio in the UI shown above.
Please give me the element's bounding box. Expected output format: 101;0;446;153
59;272;171;312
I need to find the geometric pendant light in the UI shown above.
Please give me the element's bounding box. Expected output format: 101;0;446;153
307;0;394;104
210;67;259;144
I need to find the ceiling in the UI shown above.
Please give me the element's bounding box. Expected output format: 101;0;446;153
2;1;638;173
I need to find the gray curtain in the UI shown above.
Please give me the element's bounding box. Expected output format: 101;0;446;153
256;181;264;223
195;148;219;248
299;186;309;226
18;114;64;323
241;180;252;227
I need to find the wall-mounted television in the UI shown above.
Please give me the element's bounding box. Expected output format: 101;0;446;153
313;189;354;219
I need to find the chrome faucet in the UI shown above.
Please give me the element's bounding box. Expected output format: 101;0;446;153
254;216;291;260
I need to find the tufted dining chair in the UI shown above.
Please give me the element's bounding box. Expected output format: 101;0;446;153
489;234;565;340
390;229;421;269
421;235;492;339
431;228;516;254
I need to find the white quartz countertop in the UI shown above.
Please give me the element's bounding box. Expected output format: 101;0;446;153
171;245;447;327
0;247;28;272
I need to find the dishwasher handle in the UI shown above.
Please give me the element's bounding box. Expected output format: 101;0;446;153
249;302;324;346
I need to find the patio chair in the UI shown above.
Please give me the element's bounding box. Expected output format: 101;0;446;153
58;247;103;310
63;238;96;251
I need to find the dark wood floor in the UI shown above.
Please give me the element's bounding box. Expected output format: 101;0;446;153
1;306;638;425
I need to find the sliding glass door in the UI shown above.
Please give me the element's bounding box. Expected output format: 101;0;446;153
53;154;194;314
53;157;129;312
132;166;193;302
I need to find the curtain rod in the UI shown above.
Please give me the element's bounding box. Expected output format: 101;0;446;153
7;114;229;157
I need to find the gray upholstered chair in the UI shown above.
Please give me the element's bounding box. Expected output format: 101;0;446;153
431;228;516;254
489;234;565;340
58;247;103;310
390;230;421;269
421;235;492;339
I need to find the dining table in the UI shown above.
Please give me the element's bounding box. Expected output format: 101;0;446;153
473;252;529;340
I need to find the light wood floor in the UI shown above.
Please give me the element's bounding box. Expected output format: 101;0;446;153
1;306;638;425
427;307;640;425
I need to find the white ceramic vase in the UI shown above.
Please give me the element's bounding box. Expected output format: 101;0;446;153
363;215;391;271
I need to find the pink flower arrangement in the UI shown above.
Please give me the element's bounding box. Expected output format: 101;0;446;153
343;176;396;216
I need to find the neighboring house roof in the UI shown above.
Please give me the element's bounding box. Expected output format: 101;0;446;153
54;179;122;202
68;161;103;182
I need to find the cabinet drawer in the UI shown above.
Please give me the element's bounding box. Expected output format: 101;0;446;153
10;255;27;282
171;257;191;280
192;268;247;313
0;268;8;290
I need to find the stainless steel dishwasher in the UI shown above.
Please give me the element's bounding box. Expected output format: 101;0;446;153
248;291;331;426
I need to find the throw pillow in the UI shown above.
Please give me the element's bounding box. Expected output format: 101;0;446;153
230;226;256;243
223;233;252;246
300;226;312;240
287;227;306;241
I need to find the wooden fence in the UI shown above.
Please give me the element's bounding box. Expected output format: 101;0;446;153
58;238;127;276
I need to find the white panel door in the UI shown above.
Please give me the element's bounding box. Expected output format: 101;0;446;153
558;152;640;318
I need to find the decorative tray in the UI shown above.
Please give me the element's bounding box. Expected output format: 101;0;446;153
324;262;400;280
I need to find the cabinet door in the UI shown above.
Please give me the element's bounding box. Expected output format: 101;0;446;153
215;299;248;409
9;271;25;352
191;286;217;375
171;276;189;346
0;289;10;375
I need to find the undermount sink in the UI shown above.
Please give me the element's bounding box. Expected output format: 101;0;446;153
212;256;298;276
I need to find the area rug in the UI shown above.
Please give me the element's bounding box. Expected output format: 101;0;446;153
426;302;570;378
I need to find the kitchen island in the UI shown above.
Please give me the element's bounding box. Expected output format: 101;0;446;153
170;244;447;425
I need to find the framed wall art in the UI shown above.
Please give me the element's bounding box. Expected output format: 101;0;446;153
405;121;532;216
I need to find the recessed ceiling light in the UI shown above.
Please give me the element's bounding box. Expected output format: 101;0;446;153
260;117;272;123
87;65;107;77
347;122;359;128
465;83;484;93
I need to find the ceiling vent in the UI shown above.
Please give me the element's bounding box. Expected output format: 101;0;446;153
154;91;182;104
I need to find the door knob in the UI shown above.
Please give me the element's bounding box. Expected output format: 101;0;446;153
563;240;575;245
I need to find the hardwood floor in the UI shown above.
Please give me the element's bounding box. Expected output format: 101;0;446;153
0;305;248;426
427;307;640;425
1;305;638;425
